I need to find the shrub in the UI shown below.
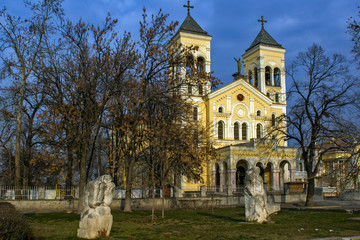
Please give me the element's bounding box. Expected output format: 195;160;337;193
0;202;34;240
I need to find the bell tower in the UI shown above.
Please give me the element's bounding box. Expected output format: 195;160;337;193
170;1;212;98
242;17;286;104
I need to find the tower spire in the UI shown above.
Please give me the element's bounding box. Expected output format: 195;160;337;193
183;0;194;15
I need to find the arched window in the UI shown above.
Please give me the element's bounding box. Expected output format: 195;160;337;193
218;121;224;140
197;57;205;73
218;107;223;113
267;92;270;98
188;84;192;94
265;66;271;86
186;55;194;75
275;93;279;103
234;122;239;140
274;68;281;86
256;124;262;139
271;114;276;127
256;110;261;116
198;84;203;95
242;123;247;140
248;71;253;85
254;68;259;88
193;107;198;121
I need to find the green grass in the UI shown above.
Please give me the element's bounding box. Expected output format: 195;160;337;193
26;208;360;239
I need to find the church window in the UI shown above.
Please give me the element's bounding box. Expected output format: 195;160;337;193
241;123;247;140
274;68;281;86
186;55;194;75
218;121;224;140
275;93;279;103
193;107;198;121
197;57;205;73
265;66;271;86
248;71;253;85
254;68;259;88
267;92;270;98
218;107;223;113
234;122;239;140
188;84;192;94
299;162;303;171
271;114;276;127
257;110;261;116
256;124;262;139
198;84;203;95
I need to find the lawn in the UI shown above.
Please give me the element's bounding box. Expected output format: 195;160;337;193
26;208;360;239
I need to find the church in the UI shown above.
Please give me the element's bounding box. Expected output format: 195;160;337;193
171;3;298;194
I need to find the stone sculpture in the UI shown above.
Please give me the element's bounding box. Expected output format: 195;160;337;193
244;167;280;223
77;175;115;239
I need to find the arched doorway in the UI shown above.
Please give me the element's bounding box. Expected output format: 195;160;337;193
256;162;265;182
264;162;274;190
236;160;249;191
280;160;291;191
215;163;220;192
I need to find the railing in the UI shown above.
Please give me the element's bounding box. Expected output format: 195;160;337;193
0;186;76;200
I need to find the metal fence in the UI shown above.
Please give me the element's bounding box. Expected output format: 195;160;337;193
0;186;77;200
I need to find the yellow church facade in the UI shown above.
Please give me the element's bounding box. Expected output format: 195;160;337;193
172;8;298;194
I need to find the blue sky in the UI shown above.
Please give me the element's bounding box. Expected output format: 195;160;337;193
3;0;360;86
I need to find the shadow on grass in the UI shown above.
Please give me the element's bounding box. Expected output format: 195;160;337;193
197;212;245;223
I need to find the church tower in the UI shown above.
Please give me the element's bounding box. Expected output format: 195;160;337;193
170;1;212;99
242;17;286;104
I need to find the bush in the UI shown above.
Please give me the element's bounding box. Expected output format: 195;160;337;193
0;202;34;240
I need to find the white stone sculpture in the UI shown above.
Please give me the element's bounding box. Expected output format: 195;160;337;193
77;175;115;239
244;167;280;223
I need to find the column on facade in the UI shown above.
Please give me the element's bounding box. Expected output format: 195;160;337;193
272;169;280;191
220;170;225;192
270;68;274;86
290;169;297;182
228;169;236;193
211;170;216;190
227;117;231;140
260;67;265;93
280;59;286;102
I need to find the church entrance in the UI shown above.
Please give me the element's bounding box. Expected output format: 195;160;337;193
236;160;248;192
280;160;291;192
264;162;273;190
215;163;220;192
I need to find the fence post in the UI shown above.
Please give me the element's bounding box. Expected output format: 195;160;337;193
38;186;45;200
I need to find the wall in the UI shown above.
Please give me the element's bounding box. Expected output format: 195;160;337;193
1;193;306;213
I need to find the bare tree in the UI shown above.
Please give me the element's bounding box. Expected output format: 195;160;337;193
0;0;63;186
269;44;356;206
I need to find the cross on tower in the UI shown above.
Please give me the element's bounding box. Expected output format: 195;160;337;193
258;16;267;29
184;0;194;15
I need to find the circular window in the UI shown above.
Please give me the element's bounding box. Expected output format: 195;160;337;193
237;94;244;101
237;107;245;117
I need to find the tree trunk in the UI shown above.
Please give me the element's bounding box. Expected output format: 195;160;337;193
14;74;26;186
161;184;165;219
305;177;315;206
124;166;133;212
78;142;88;214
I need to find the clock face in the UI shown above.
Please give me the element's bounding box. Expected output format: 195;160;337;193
237;94;244;101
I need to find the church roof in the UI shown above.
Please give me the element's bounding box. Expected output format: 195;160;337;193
246;27;284;52
175;14;210;37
